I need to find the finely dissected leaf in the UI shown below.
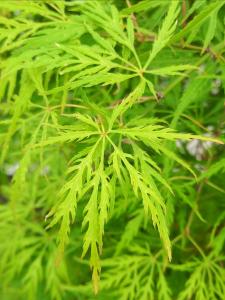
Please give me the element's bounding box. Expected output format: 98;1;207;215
157;266;172;300
171;1;225;43
115;210;144;255
198;157;225;180
121;0;170;15
148;65;197;76
127;17;135;47
201;10;218;53
109;79;146;128
170;73;213;129
113;146;171;259
144;1;180;68
1;1;225;299
178;256;225;300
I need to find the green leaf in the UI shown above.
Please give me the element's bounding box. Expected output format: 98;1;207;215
121;0;170;15
171;1;225;43
148;65;197;76
202;10;218;53
144;0;180;68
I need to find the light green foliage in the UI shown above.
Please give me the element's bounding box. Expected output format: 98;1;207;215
0;0;225;299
